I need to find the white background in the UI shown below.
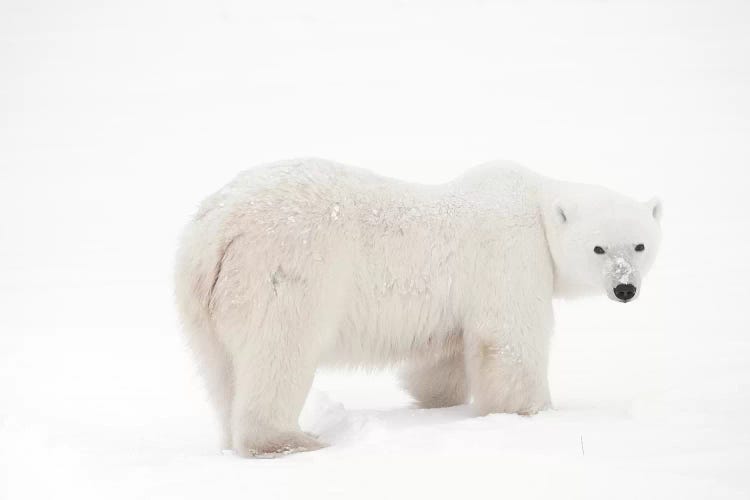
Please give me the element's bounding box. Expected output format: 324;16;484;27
1;1;749;498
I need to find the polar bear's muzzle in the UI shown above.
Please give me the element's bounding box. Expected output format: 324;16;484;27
603;253;641;303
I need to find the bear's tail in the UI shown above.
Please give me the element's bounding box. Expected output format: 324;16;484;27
173;211;227;349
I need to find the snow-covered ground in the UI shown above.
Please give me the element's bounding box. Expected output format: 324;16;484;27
1;1;749;498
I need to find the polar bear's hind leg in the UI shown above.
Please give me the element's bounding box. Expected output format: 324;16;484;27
212;240;337;457
228;328;326;458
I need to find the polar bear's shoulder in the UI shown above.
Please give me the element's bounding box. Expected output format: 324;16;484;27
449;161;544;218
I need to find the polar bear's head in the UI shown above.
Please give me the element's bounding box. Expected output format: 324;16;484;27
543;183;662;303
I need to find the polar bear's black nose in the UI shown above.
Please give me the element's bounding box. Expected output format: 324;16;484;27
614;284;637;302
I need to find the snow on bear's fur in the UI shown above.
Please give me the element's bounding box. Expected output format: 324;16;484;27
174;158;662;457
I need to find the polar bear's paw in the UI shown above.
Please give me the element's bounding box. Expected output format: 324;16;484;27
235;431;326;459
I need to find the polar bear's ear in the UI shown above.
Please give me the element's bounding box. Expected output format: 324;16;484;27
647;197;662;221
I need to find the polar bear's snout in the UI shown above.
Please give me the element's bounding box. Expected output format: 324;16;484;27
602;252;644;303
613;283;637;302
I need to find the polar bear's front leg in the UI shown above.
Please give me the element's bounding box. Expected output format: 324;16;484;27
464;301;553;416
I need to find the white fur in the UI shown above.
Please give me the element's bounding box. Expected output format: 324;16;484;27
174;158;662;457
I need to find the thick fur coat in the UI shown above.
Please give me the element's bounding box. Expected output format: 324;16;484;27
175;158;661;457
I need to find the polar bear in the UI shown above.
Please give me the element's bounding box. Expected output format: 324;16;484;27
174;158;662;457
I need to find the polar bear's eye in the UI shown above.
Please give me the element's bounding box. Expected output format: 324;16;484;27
593;246;605;254
635;243;645;252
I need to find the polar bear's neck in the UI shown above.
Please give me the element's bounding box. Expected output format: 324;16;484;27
449;163;575;297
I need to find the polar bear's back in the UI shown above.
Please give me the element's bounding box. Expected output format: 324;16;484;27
196;158;541;236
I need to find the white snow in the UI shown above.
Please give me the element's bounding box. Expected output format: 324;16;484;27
2;0;750;499
608;256;635;284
